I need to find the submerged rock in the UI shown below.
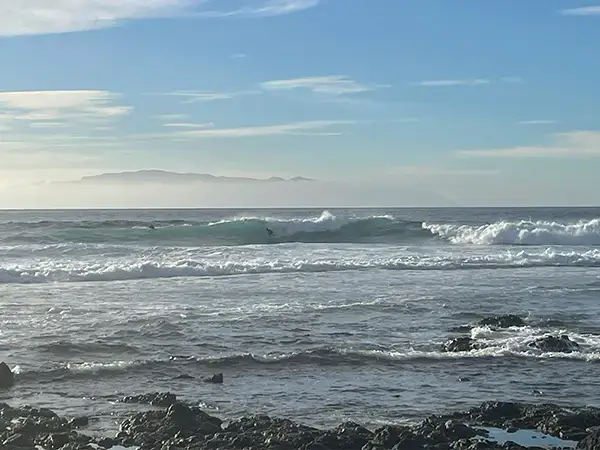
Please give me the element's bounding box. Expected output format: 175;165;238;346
478;315;526;328
527;335;580;353
119;392;178;407
442;337;477;352
0;362;15;388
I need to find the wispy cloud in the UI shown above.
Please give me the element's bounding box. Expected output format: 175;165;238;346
518;120;556;125
163;122;215;128
413;77;523;87
261;76;387;95
0;90;131;128
413;79;490;87
560;6;600;16
166;90;258;103
176;120;352;138
194;0;320;18
456;131;600;158
1;0;320;37
230;53;248;59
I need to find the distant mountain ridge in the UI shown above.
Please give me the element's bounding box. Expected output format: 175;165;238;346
75;170;314;184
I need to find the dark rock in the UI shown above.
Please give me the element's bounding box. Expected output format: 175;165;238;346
119;392;178;407
0;362;15;388
97;437;119;448
578;427;600;450
478;315;526;328
3;432;34;447
69;416;89;428
118;402;222;448
527;335;580;353
442;337;477;352
203;373;224;384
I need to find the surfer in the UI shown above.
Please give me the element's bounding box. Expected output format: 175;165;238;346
266;227;274;236
149;223;156;230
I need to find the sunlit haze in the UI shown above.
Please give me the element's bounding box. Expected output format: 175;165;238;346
1;0;600;207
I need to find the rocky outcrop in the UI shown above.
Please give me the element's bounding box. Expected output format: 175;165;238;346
0;403;91;450
2;395;600;450
527;335;580;353
478;315;526;328
0;362;15;388
441;337;478;352
203;372;224;384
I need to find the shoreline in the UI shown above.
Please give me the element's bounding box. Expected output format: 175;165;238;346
1;392;597;449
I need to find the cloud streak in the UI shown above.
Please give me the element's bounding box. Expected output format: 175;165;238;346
261;75;387;95
166;90;258;103
456;131;600;158
0;90;131;128
194;0;320;18
414;79;490;87
177;120;352;138
518;120;556;125
413;77;523;87
561;6;600;16
0;0;321;37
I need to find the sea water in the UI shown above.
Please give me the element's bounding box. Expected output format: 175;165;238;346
1;207;599;436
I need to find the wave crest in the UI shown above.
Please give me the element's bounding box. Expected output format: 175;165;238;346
424;218;600;246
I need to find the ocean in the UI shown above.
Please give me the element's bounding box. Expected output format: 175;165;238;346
1;207;599;437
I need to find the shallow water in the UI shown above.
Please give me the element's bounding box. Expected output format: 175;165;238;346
1;208;600;435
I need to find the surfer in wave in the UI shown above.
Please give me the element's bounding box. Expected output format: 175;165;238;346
266;227;274;236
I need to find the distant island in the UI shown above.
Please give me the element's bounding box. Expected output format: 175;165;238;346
67;170;315;185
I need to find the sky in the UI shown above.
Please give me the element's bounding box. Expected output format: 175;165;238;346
1;0;600;207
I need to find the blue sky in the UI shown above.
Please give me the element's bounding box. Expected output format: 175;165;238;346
1;0;600;206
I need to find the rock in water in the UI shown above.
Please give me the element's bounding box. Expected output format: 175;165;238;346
478;315;526;328
0;362;14;388
441;337;476;352
119;392;178;407
528;335;580;353
203;373;224;384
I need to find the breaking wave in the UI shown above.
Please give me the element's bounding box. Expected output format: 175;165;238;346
2;248;600;283
423;218;600;246
3;211;600;247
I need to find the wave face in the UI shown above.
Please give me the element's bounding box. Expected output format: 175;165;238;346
0;211;428;246
4;210;600;247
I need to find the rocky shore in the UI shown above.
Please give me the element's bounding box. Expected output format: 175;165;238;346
2;314;597;449
1;392;599;450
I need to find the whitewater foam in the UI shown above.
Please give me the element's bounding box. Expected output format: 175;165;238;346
424;218;600;245
2;248;600;283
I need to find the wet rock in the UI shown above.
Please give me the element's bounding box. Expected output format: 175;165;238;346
118;402;222;448
0;362;15;388
97;437;119;448
528;335;580;353
119;392;178;407
69;416;89;428
442;337;477;352
578;427;600;450
203;372;224;384
478;315;526;328
3;432;34;448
